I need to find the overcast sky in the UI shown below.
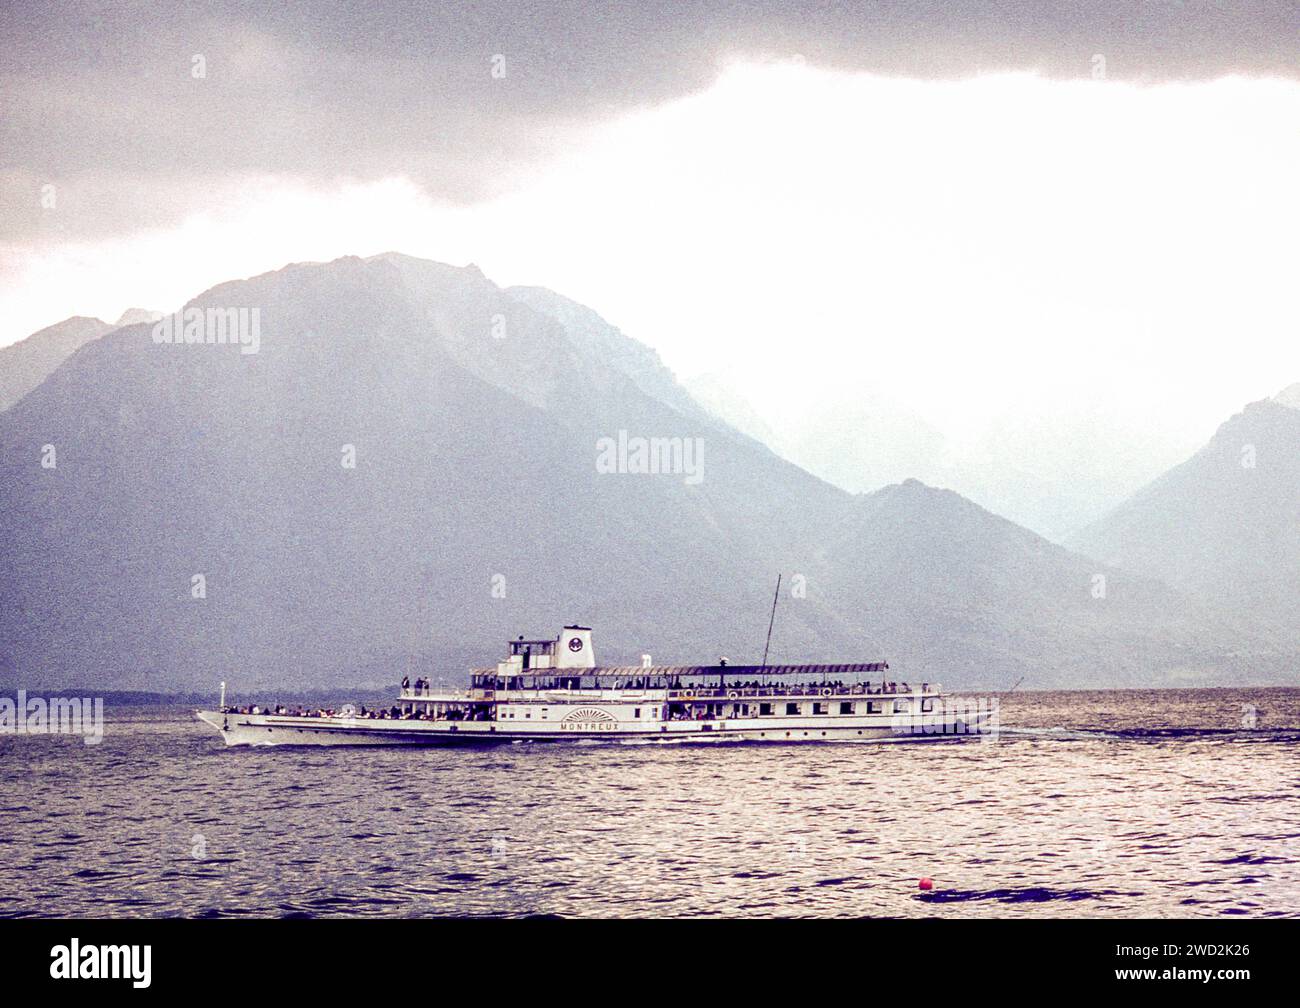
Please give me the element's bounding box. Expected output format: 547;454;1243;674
1;2;1296;489
3;1;1295;249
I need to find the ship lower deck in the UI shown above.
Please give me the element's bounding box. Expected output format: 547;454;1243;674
196;708;995;747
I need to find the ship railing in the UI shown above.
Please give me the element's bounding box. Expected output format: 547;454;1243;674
664;684;933;699
489;688;666;703
398;684;940;702
399;687;473;701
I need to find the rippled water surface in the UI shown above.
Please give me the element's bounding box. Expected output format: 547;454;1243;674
2;688;1298;918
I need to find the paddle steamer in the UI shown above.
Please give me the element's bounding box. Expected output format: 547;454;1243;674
197;626;995;746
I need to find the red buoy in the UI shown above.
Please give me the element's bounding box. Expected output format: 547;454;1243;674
918;877;933;891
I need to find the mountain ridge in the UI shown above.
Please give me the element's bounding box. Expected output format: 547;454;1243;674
1069;396;1300;645
0;315;112;412
0;254;1290;690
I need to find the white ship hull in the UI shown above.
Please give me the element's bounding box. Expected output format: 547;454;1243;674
196;708;995;747
198;624;996;749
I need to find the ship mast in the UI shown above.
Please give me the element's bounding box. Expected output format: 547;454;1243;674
761;573;781;672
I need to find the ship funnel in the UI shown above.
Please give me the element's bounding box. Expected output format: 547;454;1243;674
556;625;594;668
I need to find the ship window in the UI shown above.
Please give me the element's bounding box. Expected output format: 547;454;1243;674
812;702;827;715
759;703;773;715
785;703;800;715
634;708;641;718
894;700;909;713
840;702;854;714
922;699;935;712
525;711;531;718
868;701;882;713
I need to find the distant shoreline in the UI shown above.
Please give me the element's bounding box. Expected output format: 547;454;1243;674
0;687;401;706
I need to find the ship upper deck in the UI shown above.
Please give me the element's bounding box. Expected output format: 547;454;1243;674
479;661;889;678
401;666;942;704
398;629;925;706
400;682;940;702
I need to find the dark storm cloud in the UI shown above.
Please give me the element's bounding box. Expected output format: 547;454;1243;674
1;0;1295;246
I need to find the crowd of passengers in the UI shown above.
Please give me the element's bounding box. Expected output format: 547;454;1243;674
221;677;933;718
672;679;926;695
408;676;930;694
561;678;929;694
221;703;483;721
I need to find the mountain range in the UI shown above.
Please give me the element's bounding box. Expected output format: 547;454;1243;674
691;384;1200;545
0;254;1293;691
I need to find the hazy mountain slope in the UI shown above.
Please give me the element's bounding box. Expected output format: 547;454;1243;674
0;256;848;689
0;316;111;412
784;400;951;495
504;283;710;425
815;480;1288;688
1069;397;1300;641
685;374;1190;543
114;308;163;327
682;373;783;451
1274;382;1300;410
0;255;1289;690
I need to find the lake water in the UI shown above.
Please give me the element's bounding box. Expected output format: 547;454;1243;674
2;688;1297;918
